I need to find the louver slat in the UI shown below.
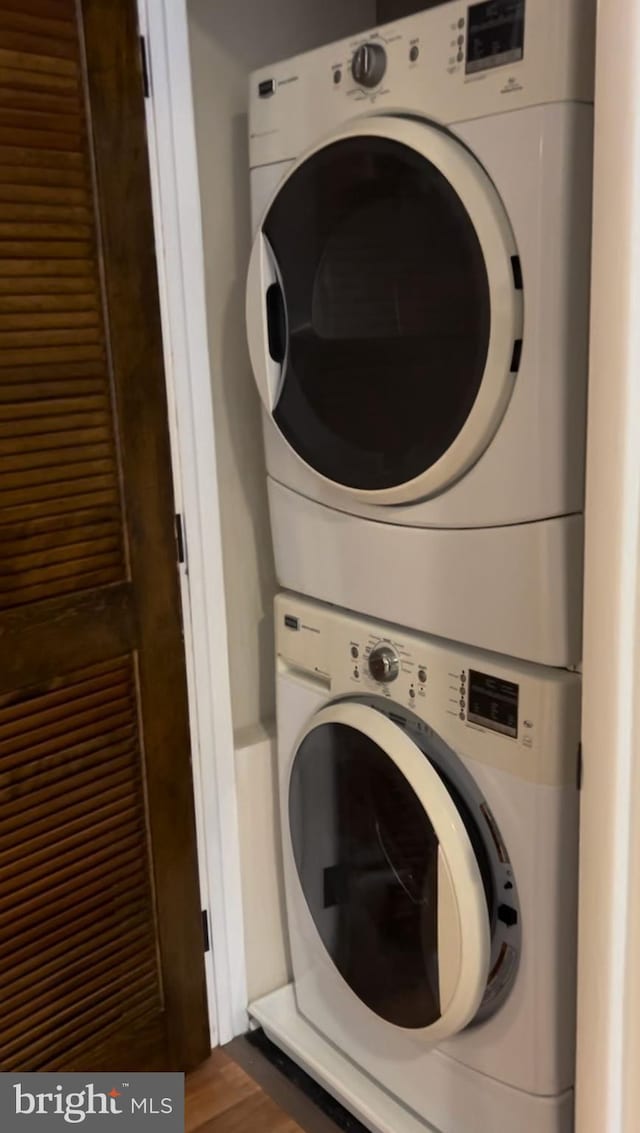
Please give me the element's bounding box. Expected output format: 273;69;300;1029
0;658;163;1070
0;3;125;610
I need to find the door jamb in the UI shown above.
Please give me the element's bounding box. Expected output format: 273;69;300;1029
576;0;640;1129
136;0;248;1046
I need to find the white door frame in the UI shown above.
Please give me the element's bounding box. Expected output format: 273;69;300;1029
136;0;640;1120
576;0;640;1130
136;0;248;1046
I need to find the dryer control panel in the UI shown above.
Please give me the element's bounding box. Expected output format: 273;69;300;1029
249;0;595;170
276;592;580;789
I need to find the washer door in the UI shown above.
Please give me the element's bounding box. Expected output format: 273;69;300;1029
247;115;523;506
288;701;492;1041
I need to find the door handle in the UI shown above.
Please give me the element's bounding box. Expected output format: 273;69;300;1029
246;233;287;411
266;281;286;364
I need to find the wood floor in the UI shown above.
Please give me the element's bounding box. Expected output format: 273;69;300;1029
186;1048;305;1133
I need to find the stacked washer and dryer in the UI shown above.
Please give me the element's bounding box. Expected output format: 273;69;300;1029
244;3;595;1132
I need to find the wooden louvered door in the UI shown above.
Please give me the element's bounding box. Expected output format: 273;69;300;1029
0;0;210;1071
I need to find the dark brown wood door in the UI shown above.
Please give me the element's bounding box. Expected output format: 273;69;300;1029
0;0;210;1071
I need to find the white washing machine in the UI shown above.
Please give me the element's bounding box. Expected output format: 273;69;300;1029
246;0;595;667
250;592;581;1133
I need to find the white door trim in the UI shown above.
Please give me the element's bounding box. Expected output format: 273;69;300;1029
577;0;640;1130
137;0;248;1045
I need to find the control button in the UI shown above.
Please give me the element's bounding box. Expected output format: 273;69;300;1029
460;672;466;684
351;42;387;88
458;16;465;28
457;50;464;62
409;44;419;62
368;643;400;683
460;698;466;708
351;645;359;659
409;688;415;699
459;711;466;720
457;34;464;45
497;904;518;928
333;68;342;84
354;667;360;679
418;668;427;684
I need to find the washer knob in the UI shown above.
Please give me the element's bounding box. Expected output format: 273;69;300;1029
351;42;387;88
368;644;399;683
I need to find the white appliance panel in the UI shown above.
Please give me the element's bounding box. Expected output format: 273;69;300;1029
249;0;595;168
246;1;594;664
259;593;581;1133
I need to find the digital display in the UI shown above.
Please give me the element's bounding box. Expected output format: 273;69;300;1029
466;0;525;75
468;669;519;738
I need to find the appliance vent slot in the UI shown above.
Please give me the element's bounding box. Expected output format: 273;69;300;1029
510;339;523;373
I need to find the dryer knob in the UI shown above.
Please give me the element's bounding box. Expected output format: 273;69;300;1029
351;42;387;88
368;644;400;683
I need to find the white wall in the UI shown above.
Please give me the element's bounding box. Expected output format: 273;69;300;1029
187;0;376;737
235;724;290;1001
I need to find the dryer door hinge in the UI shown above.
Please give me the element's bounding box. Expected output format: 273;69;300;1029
175;513;187;569
202;909;211;954
139;35;151;99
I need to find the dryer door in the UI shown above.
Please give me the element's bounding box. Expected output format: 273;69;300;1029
287;700;492;1042
246;115;523;506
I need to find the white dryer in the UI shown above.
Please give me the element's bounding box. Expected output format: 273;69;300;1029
246;0;595;666
250;592;581;1133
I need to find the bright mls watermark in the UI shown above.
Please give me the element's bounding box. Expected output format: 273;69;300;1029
0;1073;184;1131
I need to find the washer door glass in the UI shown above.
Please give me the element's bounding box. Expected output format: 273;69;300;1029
288;702;492;1037
247;117;522;504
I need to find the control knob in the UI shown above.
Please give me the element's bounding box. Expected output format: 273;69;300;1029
351;42;387;88
368;643;399;683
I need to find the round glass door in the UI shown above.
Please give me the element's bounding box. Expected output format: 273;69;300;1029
288;701;493;1039
247;116;523;505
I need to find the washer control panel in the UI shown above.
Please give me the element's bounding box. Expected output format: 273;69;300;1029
276;593;581;787
351;42;387;88
354;627;441;712
367;642;399;683
353;632;518;740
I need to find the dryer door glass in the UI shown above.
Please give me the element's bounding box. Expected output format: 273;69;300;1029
264;135;491;492
289;717;488;1029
